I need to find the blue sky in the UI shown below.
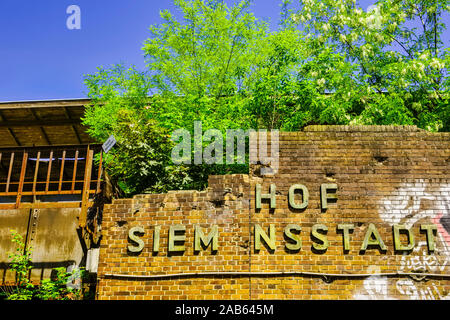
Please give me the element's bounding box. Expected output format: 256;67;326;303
0;0;448;101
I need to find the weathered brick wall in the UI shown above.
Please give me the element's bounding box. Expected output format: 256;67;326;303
97;126;450;300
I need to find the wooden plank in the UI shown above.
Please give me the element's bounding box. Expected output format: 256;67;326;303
0;179;101;185
32;151;40;193
71;150;79;193
19;202;83;209
79;147;93;228
0;110;21;146
45;151;53;193
0;204;15;210
0;152;2;191
0;99;92;110
0;200;95;210
96;151;103;193
58;150;66;192
30;109;51;144
7;128;21;146
64;107;82;144
15;151;28;208
5;152;14;192
20;201;94;209
0;119;81;127
0;190;98;196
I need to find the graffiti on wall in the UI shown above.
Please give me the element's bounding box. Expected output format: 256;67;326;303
354;180;450;300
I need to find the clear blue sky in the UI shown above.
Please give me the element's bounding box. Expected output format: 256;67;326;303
0;0;448;101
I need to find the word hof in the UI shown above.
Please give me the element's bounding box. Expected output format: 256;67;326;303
127;183;439;255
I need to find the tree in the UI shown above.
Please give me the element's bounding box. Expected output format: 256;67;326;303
288;0;449;131
83;0;449;196
84;0;266;194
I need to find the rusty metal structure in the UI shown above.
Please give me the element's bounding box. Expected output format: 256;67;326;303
0;145;103;226
0;99;106;287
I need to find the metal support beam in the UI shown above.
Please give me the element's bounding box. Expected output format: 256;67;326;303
0;119;81;127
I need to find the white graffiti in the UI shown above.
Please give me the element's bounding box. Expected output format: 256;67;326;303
396;279;449;300
353;267;394;300
379;180;450;254
380;181;446;227
400;241;448;273
354;180;450;300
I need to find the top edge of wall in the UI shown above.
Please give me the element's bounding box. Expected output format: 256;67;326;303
303;125;424;132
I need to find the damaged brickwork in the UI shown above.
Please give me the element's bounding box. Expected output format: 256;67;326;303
96;125;450;300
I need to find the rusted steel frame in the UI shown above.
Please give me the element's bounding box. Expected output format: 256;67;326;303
0;201;94;210
45;151;53;193
32;151;41;193
79;146;93;228
5;152;14;193
71;150;79;193
58;150;66;192
15;151;28;208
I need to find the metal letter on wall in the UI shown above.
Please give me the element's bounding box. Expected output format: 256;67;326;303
393;225;415;251
194;225;218;253
320;183;338;210
288;184;309;210
337;224;354;252
153;225;161;253
361;223;387;252
254;224;276;252
168;225;186;252
284;224;302;251
420;224;438;252
128;226;145;253
255;184;276;209
311;224;329;251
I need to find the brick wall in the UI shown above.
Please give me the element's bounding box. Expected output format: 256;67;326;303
96;126;450;300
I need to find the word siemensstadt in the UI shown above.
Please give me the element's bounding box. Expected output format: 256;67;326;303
127;183;439;255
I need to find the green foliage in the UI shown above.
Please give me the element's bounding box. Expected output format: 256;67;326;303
83;0;449;196
35;267;86;300
290;0;449;130
5;230;34;300
82;65;151;142
84;0;261;194
102;109;193;195
143;0;268;98
3;230;86;300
